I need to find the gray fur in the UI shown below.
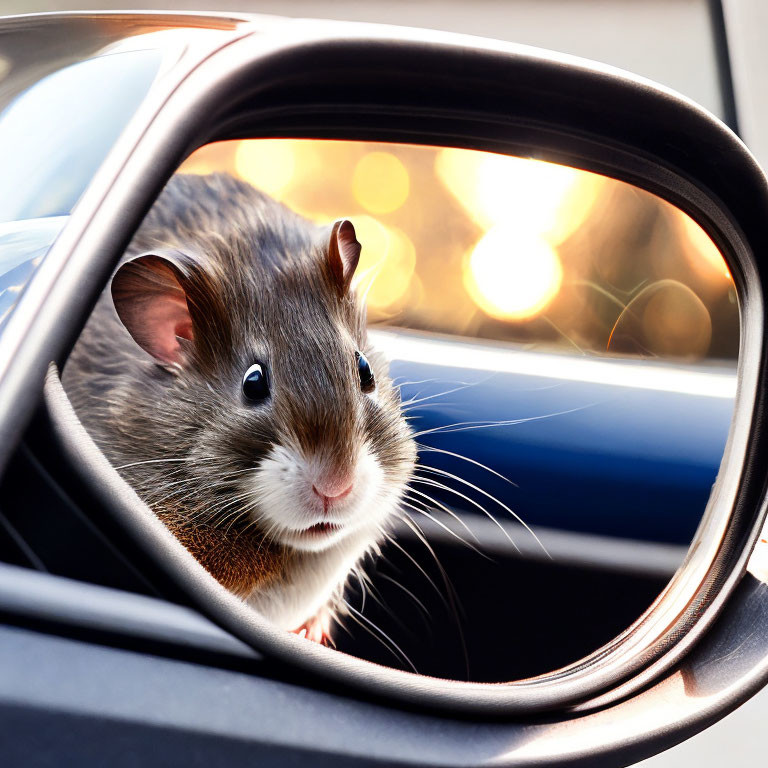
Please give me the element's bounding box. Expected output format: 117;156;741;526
64;173;416;619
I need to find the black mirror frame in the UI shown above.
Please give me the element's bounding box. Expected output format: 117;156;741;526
2;12;768;748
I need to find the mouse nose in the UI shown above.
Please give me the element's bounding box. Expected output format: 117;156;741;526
312;479;354;505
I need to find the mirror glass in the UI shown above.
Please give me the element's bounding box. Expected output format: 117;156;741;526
63;139;738;682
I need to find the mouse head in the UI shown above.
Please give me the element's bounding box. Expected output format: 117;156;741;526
110;192;416;558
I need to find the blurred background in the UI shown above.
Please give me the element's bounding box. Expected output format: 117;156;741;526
182;140;737;362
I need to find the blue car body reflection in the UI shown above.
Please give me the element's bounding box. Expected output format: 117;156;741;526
387;335;735;547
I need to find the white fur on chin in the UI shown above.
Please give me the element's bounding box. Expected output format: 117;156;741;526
245;443;401;630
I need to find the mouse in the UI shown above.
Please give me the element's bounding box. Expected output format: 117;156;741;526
63;172;417;642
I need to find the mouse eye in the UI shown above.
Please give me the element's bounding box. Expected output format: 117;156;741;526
356;351;375;393
242;362;270;402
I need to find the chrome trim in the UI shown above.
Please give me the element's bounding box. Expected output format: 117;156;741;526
370;329;738;399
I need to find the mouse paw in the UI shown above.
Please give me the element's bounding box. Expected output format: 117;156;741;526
291;607;332;645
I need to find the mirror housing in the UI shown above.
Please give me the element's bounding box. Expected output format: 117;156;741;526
2;11;768;766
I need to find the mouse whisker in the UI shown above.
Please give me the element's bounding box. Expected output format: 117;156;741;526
120;463;192;486
113;457;189;470
217;466;261;478
149;468;257;521
411;475;515;556
402;402;463;415
222;508;254;536
348;565;369;615
357;534;434;641
200;490;259;527
416;444;519;488
394;514;460;605
414;465;549;558
391;377;443;390
400;499;486;559
164;490;244;525
143;475;200;497
341;599;418;674
403;487;480;547
409;403;598;440
392;375;477;390
400;381;478;409
377;527;450;613
345;564;414;640
391;514;470;678
236;514;275;545
376;572;432;620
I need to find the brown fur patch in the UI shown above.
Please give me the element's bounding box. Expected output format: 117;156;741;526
160;510;286;596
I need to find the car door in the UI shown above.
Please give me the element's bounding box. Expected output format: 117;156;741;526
1;10;768;768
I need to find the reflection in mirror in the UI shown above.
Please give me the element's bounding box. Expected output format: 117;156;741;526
63;139;738;682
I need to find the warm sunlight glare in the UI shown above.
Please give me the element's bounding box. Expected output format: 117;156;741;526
352;152;410;215
435;149;601;244
352;216;416;310
642;282;712;358
234;140;296;199
675;209;732;281
464;226;563;320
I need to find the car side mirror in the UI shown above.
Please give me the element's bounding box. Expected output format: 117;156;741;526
2;15;768;767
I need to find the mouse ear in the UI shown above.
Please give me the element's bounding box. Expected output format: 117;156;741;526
111;251;194;366
328;219;361;294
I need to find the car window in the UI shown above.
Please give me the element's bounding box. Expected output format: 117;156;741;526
0;48;162;337
0;216;68;328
